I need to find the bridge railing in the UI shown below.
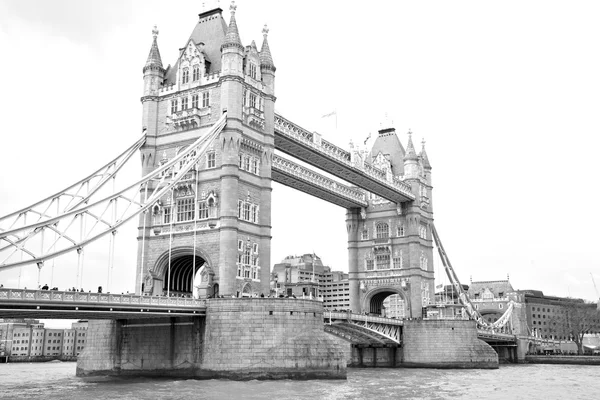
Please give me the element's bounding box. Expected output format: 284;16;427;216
274;114;414;200
325;311;404;326
0;288;206;308
272;154;368;206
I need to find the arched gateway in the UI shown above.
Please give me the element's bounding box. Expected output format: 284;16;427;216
145;247;216;298
363;288;409;318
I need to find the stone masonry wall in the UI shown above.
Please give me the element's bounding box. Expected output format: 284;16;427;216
402;319;498;369
76;320;121;376
201;298;347;379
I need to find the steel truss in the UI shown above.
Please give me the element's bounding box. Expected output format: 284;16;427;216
0;113;227;273
432;224;514;330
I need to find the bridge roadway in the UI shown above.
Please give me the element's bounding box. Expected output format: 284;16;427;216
0;289;520;347
0;288;206;319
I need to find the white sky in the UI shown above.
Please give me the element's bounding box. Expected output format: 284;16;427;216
1;0;599;327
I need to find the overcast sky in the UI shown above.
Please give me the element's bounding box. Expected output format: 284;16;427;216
1;0;599;323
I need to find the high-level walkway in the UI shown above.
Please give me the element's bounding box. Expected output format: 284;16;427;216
274;114;415;204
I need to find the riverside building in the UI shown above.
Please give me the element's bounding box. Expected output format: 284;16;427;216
271;254;350;309
0;319;88;360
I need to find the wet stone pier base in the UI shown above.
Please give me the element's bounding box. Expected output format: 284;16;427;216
76;298;347;380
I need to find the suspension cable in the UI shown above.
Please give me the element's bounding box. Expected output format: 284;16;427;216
167;188;174;297
139;183;148;295
192;160;199;298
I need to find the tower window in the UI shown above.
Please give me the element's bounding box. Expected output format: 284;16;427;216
163;207;172;224
207;151;216;168
182;68;189;84
376;223;389;239
171;99;178;114
249;63;257;79
192;94;199;109
249;93;257;109
193;65;200;81
361;230;368;240
252;158;259;175
376;254;390;270
202;91;210;108
237;199;259;224
176;197;195;222
181;97;189;110
366;259;374;270
198;201;208;219
397;225;405;237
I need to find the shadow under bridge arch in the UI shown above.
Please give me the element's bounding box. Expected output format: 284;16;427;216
154;247;213;297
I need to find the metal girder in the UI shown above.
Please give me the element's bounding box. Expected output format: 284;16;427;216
432;223;515;330
325;323;388;345
0;113;227;270
274;113;414;204
271;154;367;208
0;135;146;236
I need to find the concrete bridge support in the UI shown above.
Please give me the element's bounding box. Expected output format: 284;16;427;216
490;345;519;363
349;346;402;367
401;319;498;369
77;298;346;379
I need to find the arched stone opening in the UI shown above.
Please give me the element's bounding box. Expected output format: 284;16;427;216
364;288;408;318
149;247;214;297
164;254;204;296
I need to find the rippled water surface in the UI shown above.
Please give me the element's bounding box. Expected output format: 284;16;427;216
0;362;598;399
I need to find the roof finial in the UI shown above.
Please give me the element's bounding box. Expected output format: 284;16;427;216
230;0;237;15
421;138;425;148
263;24;269;38
408;128;412;136
152;25;159;39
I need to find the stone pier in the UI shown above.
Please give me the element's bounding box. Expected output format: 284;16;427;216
401;319;498;369
77;298;346;379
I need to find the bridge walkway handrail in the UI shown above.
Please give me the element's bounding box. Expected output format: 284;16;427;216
325;311;404;326
274;114;414;200
0;288;206;309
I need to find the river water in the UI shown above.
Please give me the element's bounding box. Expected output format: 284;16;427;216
0;362;597;399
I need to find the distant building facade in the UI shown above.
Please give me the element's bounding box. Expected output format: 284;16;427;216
0;319;88;360
519;290;600;340
271;254;350;309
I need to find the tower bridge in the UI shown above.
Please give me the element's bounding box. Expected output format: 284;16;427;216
0;3;526;378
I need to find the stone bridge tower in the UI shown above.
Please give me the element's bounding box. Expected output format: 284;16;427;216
136;4;275;298
347;124;434;318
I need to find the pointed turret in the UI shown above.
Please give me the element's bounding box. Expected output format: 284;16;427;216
259;24;275;71
222;1;243;51
403;130;420;179
404;130;418;161
419;138;431;169
144;25;164;73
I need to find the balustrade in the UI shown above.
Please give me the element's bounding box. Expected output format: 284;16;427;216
272;154;367;205
274;114;415;200
0;288;206;308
